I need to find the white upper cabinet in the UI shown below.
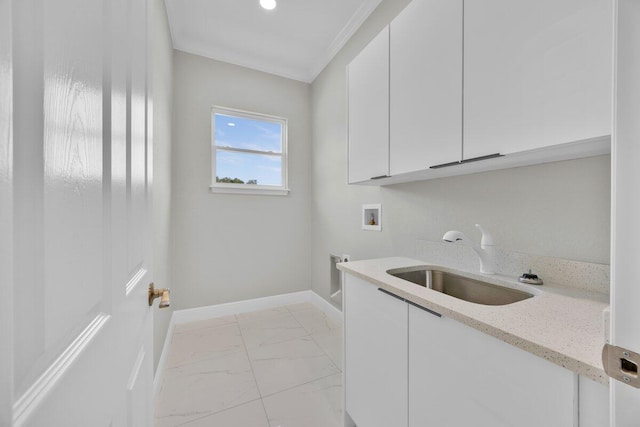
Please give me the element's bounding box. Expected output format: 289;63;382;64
390;0;463;174
347;0;612;185
463;0;613;159
348;26;390;183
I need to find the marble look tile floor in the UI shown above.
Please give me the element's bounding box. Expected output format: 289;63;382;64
155;302;343;427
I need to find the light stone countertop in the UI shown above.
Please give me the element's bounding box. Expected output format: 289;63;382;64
337;257;610;385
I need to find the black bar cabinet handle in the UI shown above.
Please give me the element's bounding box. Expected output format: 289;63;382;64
378;288;442;318
461;153;504;164
430;153;504;169
407;300;442;318
377;288;405;302
429;160;462;169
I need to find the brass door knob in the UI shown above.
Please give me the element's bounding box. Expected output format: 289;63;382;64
148;283;171;308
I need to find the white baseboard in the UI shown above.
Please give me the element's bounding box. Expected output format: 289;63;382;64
153;290;342;398
171;290;313;324
308;290;343;325
153;315;176;400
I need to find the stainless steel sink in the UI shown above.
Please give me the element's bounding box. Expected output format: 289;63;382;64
387;267;533;306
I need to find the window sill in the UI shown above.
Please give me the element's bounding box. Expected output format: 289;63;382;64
209;186;290;196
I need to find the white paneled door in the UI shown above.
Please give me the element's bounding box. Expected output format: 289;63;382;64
611;0;640;425
1;0;155;425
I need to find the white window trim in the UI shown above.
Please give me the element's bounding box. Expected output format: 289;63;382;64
210;106;289;196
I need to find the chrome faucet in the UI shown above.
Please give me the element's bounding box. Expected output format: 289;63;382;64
442;224;496;274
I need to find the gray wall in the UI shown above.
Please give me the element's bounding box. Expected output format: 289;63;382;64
152;0;174;369
310;0;611;301
171;51;312;310
163;0;611;313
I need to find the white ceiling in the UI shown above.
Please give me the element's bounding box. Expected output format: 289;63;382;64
164;0;382;83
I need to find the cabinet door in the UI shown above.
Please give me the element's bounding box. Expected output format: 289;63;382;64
579;376;609;427
348;26;390;183
408;305;576;427
464;0;612;159
344;275;408;427
390;0;463;174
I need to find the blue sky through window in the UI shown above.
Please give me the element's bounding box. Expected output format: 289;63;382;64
215;114;282;152
214;112;284;186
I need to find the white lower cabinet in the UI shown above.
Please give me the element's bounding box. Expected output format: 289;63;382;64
344;275;408;427
578;376;609;427
344;273;608;427
408;304;576;426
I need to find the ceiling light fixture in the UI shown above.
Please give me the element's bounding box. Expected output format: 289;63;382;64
260;0;276;11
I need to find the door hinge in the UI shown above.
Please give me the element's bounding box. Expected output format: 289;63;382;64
603;344;640;388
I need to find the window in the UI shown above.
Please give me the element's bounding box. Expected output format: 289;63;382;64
211;106;288;195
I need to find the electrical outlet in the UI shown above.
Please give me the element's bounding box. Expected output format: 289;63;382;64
341;254;351;263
